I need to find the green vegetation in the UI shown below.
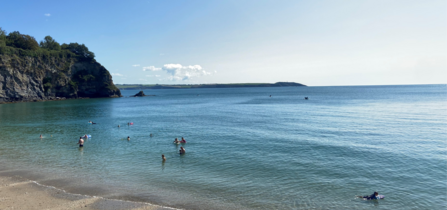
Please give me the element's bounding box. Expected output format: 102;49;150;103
40;36;61;51
43;77;53;92
0;27;6;47
0;27;95;61
72;70;95;83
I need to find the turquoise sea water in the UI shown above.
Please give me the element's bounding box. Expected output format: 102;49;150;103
0;85;446;209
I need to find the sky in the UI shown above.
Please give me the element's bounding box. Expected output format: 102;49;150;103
0;0;446;86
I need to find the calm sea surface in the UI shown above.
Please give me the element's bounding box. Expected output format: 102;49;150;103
0;85;446;209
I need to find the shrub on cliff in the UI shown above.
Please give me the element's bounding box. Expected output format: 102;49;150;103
62;43;95;60
39;36;61;51
0;27;6;47
5;31;39;50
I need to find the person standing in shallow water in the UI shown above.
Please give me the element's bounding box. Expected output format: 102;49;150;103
78;137;84;147
179;147;186;154
162;154;166;161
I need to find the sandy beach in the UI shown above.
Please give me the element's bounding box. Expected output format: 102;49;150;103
0;176;172;210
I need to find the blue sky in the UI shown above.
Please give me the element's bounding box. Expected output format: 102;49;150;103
1;0;446;86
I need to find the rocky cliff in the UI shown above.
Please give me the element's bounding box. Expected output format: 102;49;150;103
0;54;121;103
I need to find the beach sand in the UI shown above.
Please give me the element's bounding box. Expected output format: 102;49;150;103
0;176;173;210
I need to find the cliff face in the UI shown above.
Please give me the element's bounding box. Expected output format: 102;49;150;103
0;54;121;103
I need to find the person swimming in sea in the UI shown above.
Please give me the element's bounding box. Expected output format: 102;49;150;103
173;138;180;144
180;137;186;143
362;192;379;200
78;137;84;147
179;146;186;154
127;136;130;141
162;154;166;161
40;134;42;138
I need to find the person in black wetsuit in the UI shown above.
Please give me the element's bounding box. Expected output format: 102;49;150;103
363;192;379;200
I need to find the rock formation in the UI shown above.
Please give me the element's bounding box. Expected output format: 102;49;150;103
0;54;121;103
133;91;146;97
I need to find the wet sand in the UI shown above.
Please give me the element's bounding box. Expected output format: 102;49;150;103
0;176;174;210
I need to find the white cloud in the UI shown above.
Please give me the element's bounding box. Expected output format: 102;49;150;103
44;13;51;17
142;64;211;81
161;64;210;81
132;64;140;67
111;73;124;77
143;66;161;71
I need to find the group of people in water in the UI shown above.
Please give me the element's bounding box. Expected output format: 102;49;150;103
72;121;188;161
174;137;187;154
161;137;187;161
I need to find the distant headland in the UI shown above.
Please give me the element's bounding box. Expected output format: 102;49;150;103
116;82;306;90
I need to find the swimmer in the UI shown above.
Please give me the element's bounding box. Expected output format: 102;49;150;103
180;137;186;143
362;192;379;200
40;134;42;138
127;136;130;141
84;134;88;138
78;137;84;147
162;154;166;161
150;133;153;137
173;138;179;144
118;125;120;127
179;146;186;154
270;95;271;97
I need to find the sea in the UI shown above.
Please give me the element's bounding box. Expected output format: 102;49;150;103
0;85;446;210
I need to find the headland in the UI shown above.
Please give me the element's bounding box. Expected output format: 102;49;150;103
0;30;121;104
117;82;305;90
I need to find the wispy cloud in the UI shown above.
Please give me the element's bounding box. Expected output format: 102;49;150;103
44;13;51;17
132;64;140;67
111;73;124;77
146;75;161;77
143;66;161;71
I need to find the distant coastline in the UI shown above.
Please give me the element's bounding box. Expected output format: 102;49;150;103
116;82;306;90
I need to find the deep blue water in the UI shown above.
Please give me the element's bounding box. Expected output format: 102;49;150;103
0;85;446;209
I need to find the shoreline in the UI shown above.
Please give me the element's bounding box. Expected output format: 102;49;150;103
0;172;178;210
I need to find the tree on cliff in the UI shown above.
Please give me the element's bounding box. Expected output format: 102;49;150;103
39;36;61;51
5;31;39;50
0;27;6;47
62;43;95;60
